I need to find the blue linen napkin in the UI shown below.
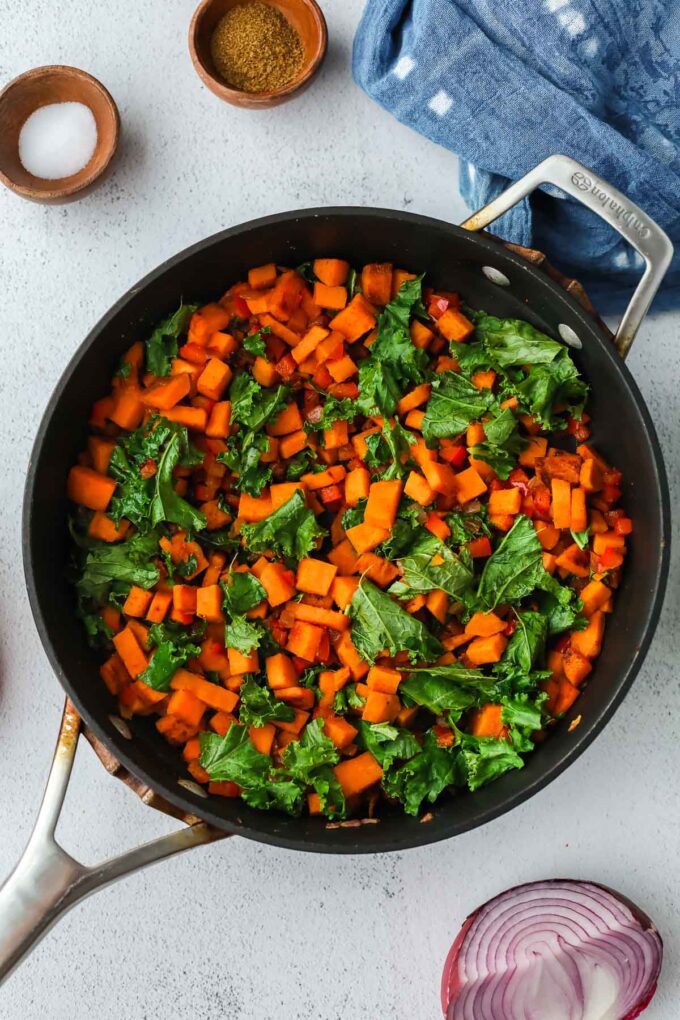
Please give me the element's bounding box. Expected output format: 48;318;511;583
353;0;680;310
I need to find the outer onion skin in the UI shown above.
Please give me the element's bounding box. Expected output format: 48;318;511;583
441;880;662;1020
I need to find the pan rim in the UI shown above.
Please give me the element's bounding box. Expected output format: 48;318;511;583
22;206;671;853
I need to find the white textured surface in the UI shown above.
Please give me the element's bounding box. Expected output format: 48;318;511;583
1;2;679;1017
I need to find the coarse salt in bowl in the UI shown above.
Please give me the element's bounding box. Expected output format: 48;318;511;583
0;65;120;203
19;102;98;180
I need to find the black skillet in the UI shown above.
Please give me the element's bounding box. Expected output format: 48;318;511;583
0;155;673;983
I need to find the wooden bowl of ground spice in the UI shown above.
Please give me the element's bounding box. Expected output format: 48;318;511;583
190;0;328;107
189;0;327;108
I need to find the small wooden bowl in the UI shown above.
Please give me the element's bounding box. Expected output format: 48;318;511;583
189;0;327;109
0;66;120;203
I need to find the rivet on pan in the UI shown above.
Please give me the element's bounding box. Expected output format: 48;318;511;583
178;778;208;799
482;266;510;286
558;323;583;349
109;715;132;740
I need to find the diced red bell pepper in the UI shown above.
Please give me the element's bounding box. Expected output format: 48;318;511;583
489;477;509;492
435;492;458;512
205;437;225;455
467;536;492;558
597;547;624;571
328;341;345;361
432;724;455;748
503;618;517;637
275;353;297;381
315;629;331;663
292;655;310;673
601;484;623;504
140;457;157;479
329;382;359;399
312;365;332;390
614;517;633;535
265;335;286;362
234;296;250;320
319;483;344;511
439;290;461;308
566;414;591;441
532;483;552;519
440;444;467;468
521;494;536;518
303;389;321;416
270;621;289;647
203;639;225;658
428;295;450;320
554;633;571;653
603;468;623;486
282;567;296;588
179;341;208;364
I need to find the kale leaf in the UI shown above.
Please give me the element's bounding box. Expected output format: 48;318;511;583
304;394;356;432
242;327;271;357
501;611;547;673
139;622;202;691
149;429;206;532
238;678;295;727
469;407;527;480
224;615;266;655
108;415;193;529
365;418;416;479
512;361;588;430
281;718;345;816
77;608;114;648
286;449;314;480
357;277;429;416
421;371;494;444
222;571;267;614
358;721;420;773
221;572;268;654
477;515;552;610
473;314;566;368
454;728;525;792
540;588;588;635
399;664;499;716
348;580;443;665
241;490;326;562
145;304;197;377
389;533;473;600
376;501;424;560
75;530;160;603
219;430;272;496
229;374;288;430
464;313;588;429
200;725;271;786
445;509;491;547
382;730;458;816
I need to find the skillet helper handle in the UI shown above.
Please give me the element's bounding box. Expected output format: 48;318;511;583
460;154;673;358
0;701;222;987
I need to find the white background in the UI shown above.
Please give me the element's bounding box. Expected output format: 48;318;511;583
1;2;679;1017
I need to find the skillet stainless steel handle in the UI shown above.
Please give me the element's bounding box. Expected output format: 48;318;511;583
0;701;224;987
461;154;674;358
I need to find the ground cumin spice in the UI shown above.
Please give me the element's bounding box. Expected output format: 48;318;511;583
210;2;304;93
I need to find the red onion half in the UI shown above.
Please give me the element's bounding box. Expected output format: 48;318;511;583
441;880;662;1020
